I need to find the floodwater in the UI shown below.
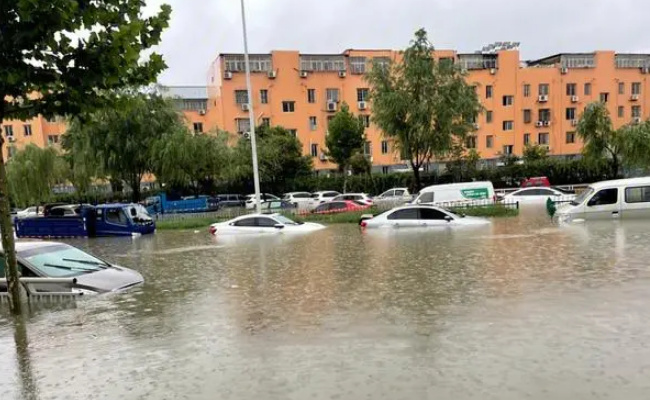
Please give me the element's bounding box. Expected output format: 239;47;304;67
3;207;650;399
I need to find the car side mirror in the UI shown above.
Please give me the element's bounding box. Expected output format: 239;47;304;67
274;223;285;230
444;215;453;222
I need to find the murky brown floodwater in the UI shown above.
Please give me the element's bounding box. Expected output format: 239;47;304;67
3;207;650;399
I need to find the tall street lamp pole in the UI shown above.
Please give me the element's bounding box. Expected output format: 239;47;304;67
240;0;262;213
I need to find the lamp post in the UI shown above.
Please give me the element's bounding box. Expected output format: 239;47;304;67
240;0;262;213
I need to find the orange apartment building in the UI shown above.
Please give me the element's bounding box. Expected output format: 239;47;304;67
3;47;650;174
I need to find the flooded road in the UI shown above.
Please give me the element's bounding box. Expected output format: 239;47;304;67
3;208;650;399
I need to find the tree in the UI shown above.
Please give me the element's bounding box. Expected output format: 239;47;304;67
349;152;372;175
6;145;68;207
366;28;481;190
0;0;171;311
522;144;549;163
619;120;650;172
152;129;231;195
64;94;183;202
325;103;366;192
576;102;624;177
61;124;105;197
233;126;313;193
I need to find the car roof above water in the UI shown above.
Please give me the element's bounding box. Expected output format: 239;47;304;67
1;240;67;253
589;177;650;190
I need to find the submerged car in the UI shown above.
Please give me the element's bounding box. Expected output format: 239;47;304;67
0;241;144;294
501;187;575;205
360;205;490;229
209;213;324;235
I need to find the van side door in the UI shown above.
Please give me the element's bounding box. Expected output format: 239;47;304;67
621;186;650;220
584;188;621;220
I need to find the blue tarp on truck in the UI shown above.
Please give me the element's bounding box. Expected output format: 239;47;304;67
145;193;217;215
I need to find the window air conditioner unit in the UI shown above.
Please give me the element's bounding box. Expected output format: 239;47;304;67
338;70;347;78
300;70;308;78
561;67;568;74
631;94;640;101
326;101;337;112
490;68;496;75
571;119;578;126
634;117;642;124
538;95;548;102
319;152;327;161
535;121;544;127
241;103;249;111
543;120;551;127
224;71;233;80
571;95;579;103
198;110;206;115
267;70;277;79
358;101;367;110
473;123;480;130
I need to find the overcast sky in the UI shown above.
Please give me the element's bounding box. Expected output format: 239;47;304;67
146;0;650;86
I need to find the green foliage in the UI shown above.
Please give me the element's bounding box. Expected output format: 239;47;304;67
522;144;549;162
349;153;372;175
618;120;650;172
6;145;68;207
63;94;185;201
365;28;481;188
446;146;481;182
577;102;624;176
325;103;366;172
451;204;519;218
152;129;231;195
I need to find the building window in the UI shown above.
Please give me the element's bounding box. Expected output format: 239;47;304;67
632;82;642;95
565;107;576;120
235;90;248;105
236;118;251;134
523;84;531;98
363;141;372;157
566;83;577;96
539;109;551;122
282;101;295;112
359;114;371;128
23;124;32;136
619;82;625;95
502;145;513;155
381;140;389;154
262;118;271;127
349;57;366;74
502;95;514;106
600;92;609;103
486;135;494;148
311;143;318;157
486;110;493;123
193;122;203;133
523;109;532;124
539;84;549;96
224;54;272;72
300;55;346;72
538;132;549;145
486;85;493;99
357;88;369;102
309;116;317;131
523;133;531;146
326;88;339;102
584;83;592;96
3;125;13;137
47;135;59;145
382;166;390;174
632;105;641;118
566;132;575;144
466;136;477;149
307;89;316;103
260;89;268;104
503;120;514;131
289;129;297;137
618;106;625;118
7;146;16;159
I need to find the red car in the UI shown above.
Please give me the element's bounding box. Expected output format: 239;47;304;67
310;200;369;215
520;176;550;188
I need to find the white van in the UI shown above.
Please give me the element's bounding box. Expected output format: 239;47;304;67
555;177;650;223
413;181;496;206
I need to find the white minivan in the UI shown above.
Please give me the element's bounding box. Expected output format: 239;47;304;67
555;177;650;223
412;181;496;206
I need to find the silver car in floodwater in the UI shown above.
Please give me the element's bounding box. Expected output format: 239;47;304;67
360;205;490;229
0;241;144;294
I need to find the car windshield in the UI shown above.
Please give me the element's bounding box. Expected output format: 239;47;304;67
20;244;109;277
273;215;300;225
311;194;320;199
571;187;594;206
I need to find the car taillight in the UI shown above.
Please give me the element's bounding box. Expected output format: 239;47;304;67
360;221;367;228
209;226;217;235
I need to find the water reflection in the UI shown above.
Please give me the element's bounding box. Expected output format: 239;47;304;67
3;207;650;399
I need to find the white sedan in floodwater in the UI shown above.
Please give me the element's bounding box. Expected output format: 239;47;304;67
359;205;490;229
209;213;325;235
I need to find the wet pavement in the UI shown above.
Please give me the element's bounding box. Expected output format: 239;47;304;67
2;208;650;399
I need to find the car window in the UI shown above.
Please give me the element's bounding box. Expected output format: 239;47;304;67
330;202;347;210
387;208;419;220
269;201;282;208
419;207;449;220
314;203;330;212
380;189;394;198
324;192;338;198
625;186;650;203
233;217;257;227
353;200;366;207
417;192;434;203
537;189;556;196
106;209;128;225
394;190;405;196
311;193;320;199
513;189;534;196
587;188;618;207
256;217;278;227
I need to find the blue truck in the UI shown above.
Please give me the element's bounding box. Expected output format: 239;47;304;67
145;193;219;215
15;203;155;238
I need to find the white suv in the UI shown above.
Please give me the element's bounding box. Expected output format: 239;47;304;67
373;188;412;207
245;193;279;209
283;192;313;208
309;191;340;209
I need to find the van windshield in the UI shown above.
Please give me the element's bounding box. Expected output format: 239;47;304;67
571;187;594;206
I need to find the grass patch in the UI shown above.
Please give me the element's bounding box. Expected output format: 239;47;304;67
155;216;222;230
451;204;519;217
